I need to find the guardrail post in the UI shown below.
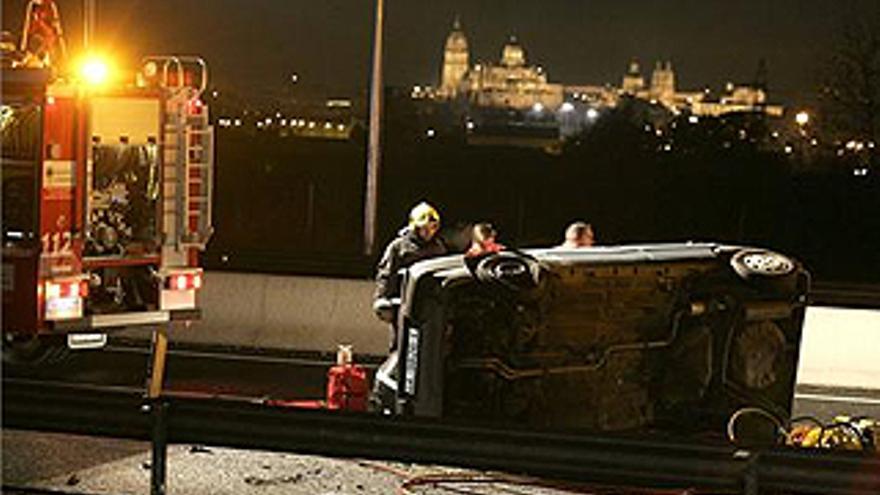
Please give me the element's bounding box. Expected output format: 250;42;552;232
145;323;171;495
149;399;169;495
743;454;760;495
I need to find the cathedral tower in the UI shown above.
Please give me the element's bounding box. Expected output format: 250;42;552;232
440;17;469;97
650;60;676;102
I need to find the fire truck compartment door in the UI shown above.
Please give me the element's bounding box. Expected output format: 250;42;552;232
89;97;160;144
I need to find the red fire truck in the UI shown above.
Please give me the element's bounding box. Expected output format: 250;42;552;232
2;50;215;364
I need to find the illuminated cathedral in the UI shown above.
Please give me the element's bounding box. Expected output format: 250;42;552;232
437;19;564;111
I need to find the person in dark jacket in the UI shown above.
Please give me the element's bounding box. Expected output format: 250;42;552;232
373;201;447;350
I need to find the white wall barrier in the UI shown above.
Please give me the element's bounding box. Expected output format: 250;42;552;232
124;271;390;356
796;306;880;390
122;272;879;390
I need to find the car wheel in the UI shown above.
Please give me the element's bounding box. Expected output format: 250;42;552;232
730;249;797;292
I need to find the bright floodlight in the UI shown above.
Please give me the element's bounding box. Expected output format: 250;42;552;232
80;56;110;86
560;102;575;112
795;111;810;126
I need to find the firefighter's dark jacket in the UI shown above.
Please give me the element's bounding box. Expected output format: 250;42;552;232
373;226;447;305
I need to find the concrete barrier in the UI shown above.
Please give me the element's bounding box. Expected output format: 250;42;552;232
121;272;879;391
796;306;880;390
122;271;390;356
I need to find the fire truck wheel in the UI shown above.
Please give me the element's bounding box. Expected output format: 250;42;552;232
2;335;70;368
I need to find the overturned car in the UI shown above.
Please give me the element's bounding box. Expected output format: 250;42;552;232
373;243;809;440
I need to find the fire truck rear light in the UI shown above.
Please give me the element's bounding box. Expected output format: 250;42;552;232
46;282;62;299
65;282;80;298
165;271;202;291
43;278;86;320
44;279;88;300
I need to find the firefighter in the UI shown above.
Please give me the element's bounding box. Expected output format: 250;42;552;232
372;201;447;350
465;222;505;257
560;221;595;248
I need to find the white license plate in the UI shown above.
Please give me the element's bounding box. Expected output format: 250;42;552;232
67;333;108;350
45;296;82;320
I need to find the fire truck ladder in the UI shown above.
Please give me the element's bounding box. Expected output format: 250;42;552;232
152;56;213;252
182;111;214;248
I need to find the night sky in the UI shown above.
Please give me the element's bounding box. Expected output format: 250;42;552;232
3;0;878;103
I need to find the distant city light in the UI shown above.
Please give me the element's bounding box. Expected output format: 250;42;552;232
532;102;544;113
211;90;219;98
854;168;869;177
426;128;436;138
291;74;299;83
845;140;864;151
688;115;699;124
810;138;819;146
266;118;273;125
772;131;780;139
795;111;810;126
337;124;346;131
560;102;575;112
466;121;475;130
234;119;242;127
281;119;287;126
784;145;794;154
275;112;282;119
308;121;316;128
586;108;599;120
663;144;672;152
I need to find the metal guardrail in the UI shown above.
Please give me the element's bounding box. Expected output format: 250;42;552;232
3;379;880;495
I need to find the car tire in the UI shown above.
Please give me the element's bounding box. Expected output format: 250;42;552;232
729;249;797;293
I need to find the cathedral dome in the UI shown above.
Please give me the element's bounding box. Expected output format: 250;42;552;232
501;36;525;67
